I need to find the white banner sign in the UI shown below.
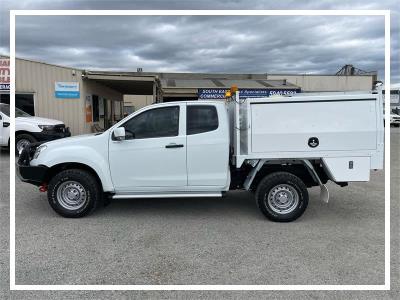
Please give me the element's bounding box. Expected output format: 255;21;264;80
55;82;80;98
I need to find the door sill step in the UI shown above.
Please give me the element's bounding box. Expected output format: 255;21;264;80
112;192;222;199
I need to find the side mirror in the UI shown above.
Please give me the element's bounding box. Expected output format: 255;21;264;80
113;127;126;141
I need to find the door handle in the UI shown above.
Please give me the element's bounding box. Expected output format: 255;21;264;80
165;143;184;148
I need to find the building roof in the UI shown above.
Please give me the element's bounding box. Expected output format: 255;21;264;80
7;56;377;79
9;56;377;96
160;78;298;89
83;70;300;96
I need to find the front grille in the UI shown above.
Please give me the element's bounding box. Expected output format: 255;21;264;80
54;124;66;133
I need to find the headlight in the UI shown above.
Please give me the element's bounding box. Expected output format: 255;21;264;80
33;145;47;159
38;125;55;131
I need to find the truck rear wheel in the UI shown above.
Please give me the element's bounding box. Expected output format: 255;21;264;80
47;169;100;218
255;172;308;222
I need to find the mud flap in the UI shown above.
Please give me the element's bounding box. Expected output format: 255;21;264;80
320;184;329;203
302;159;330;203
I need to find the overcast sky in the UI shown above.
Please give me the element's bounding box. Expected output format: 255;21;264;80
1;0;399;82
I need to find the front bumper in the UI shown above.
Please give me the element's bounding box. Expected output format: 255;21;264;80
17;144;48;186
17;163;48;186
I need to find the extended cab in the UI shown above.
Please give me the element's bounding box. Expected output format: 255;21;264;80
17;87;384;222
0;103;71;153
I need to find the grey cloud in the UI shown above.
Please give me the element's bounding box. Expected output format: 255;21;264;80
13;15;385;77
1;0;398;82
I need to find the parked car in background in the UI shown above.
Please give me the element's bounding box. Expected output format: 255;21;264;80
0;103;71;154
390;112;400;127
383;109;400;127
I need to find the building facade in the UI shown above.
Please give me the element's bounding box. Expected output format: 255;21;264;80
1;56;125;135
0;56;383;135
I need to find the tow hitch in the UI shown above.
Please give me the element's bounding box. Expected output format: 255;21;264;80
39;183;48;192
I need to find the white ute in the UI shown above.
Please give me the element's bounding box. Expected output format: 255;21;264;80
17;85;384;222
0;103;71;153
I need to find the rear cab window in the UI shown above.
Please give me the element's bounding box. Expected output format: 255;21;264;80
187;105;218;135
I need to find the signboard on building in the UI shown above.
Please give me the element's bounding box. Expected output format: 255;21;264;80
198;88;301;99
0;58;10;91
55;82;80;98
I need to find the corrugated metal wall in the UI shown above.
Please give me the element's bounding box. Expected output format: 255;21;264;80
16;58;123;135
268;74;374;92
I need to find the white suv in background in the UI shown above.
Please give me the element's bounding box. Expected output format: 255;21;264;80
390;110;400;127
0;103;71;153
0;104;10;148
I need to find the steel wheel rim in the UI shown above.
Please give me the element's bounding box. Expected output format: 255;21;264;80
16;139;30;154
56;181;87;210
266;184;299;214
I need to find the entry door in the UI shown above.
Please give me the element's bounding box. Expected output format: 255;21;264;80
109;104;187;191
104;99;113;129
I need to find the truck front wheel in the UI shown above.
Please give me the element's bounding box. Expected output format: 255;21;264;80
47;169;101;218
255;172;308;222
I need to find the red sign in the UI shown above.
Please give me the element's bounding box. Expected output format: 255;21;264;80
0;58;10;91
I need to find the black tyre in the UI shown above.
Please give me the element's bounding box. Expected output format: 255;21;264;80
16;133;37;155
255;172;308;222
48;169;101;218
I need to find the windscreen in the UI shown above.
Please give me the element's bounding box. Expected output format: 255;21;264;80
15;107;31;117
0;103;10;117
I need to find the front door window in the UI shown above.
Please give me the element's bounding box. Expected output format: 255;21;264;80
121;106;179;139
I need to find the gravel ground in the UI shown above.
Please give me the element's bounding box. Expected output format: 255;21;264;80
0;128;399;299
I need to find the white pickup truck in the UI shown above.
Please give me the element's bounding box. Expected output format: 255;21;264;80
17;86;384;222
0;103;71;153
